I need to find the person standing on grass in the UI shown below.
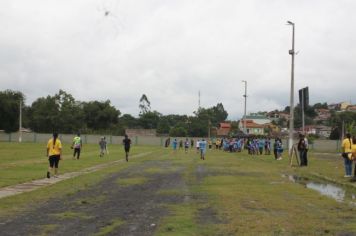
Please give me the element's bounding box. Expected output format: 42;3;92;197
298;134;307;166
172;138;178;152
196;139;200;153
123;134;131;162
350;136;356;182
341;133;353;178
199;138;207;160
265;138;271;155
99;137;107;157
184;138;190;153
190;139;194;149
46;133;62;178
72;133;82;160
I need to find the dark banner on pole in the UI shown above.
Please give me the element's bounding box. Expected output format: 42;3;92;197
299;87;309;108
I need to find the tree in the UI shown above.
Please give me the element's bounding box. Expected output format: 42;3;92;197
119;114;139;129
54;90;84;133
139;94;151;115
0;90;25;133
29;95;60;133
29;90;85;133
169;126;187;137
157;117;171;134
313;102;328;109
138;111;161;129
82;100;120;131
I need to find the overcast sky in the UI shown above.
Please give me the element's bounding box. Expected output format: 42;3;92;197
1;0;356;119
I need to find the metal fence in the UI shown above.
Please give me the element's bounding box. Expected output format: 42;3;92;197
0;132;341;152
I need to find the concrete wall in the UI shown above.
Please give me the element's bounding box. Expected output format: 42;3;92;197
0;132;341;152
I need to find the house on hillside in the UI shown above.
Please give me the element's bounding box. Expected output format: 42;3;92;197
244;114;271;125
296;125;317;135
315;125;332;138
216;122;231;137
239;120;265;135
346;105;356;112
315;109;331;122
340;102;351;111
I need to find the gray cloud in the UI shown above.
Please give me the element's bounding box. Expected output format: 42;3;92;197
1;0;356;119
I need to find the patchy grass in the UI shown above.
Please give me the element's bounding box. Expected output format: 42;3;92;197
116;177;148;186
52;211;92;220
75;195;106;205
0;142;156;187
37;224;58;236
95;218;124;236
2;145;356;235
0;150;161;218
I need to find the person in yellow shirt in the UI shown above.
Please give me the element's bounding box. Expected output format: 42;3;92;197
341;133;353;177
46;133;62;178
350;136;356;182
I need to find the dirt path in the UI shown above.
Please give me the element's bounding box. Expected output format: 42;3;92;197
0;158;195;236
0;152;152;199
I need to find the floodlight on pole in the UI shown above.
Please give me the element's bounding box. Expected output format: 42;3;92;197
287;20;295;155
242;80;247;134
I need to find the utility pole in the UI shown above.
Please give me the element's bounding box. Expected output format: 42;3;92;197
19;99;22;143
301;88;305;134
242;80;247;134
287;20;295;155
198;91;201;110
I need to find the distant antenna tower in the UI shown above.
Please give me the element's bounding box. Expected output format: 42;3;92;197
198;91;201;109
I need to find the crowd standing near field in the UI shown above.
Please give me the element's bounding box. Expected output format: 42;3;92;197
42;132;356;181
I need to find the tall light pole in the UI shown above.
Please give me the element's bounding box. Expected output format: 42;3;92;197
287;20;295;154
242;80;247;134
19;99;22;143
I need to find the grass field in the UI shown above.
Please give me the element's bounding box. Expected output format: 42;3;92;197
1;142;356;235
0;142;155;187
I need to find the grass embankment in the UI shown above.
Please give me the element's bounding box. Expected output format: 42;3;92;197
0;142;155;187
1;144;356;235
155;149;356;235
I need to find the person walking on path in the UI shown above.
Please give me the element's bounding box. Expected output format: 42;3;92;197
72;133;82;160
99;137;107;157
341;133;353;178
123;134;131;162
46;133;62;178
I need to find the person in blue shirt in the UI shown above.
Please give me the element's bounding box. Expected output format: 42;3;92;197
199;139;207;160
172;138;178;152
259;138;265;155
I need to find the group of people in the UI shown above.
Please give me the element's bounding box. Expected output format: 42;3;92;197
46;132;356;180
341;133;356;180
45;133;132;178
168;135;312;166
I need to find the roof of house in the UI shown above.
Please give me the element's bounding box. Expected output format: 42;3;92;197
242;120;265;128
219;122;231;129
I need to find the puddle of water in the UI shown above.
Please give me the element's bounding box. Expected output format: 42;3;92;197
283;174;356;203
306;182;345;202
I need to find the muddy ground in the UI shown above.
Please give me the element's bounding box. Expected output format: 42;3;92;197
0;159;219;236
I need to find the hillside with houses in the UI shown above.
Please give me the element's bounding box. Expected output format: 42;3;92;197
217;101;356;140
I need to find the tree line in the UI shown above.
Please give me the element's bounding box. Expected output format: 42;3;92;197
2;89;354;138
0;89;228;137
